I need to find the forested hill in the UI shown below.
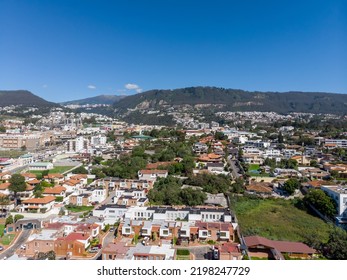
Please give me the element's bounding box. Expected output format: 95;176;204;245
61;94;125;105
0;90;57;107
113;87;347;115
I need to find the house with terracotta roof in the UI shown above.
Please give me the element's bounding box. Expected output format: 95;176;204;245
0;172;11;182
101;242;130;260
300;167;330;180
290;155;311;166
17;184;35;200
0;182;10;196
55;232;91;258
195;221;235;242
20;195;56;213
26;179;41;187
62;179;83;193
217;242;243;260
66;173;88;186
244;235;315;259
198;153;223;164
21;173;37;181
245;182;273;196
69;193;91;206
43;186;67;197
43;173;65;184
138;169;168;181
107;178;152;191
23;229;58;257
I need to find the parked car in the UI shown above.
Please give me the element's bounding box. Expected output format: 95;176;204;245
89;247;99;253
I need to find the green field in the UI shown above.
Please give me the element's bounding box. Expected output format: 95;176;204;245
66;205;94;213
28;166;75;177
0;224;4;236
248;164;260;171
233;196;332;244
0;234;15;245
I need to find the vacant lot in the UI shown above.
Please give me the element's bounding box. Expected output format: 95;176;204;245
66;205;94;213
233;196;332;244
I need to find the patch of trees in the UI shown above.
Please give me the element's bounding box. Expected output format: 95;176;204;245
148;176;206;206
304;189;337;219
100;155;147;179
282;178;300;195
72;166;88;174
322;227;347;259
184;173;231;194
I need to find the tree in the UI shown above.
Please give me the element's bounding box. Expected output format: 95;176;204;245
310;160;319;168
9;174;26;205
92;156;104;165
323;228;347;260
5;215;13;226
278;132;284;143
72;166;88;174
282;178;300;195
14;214;24;222
304;189;337;219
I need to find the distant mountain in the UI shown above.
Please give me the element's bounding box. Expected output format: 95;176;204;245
114;86;347;115
61;95;125;105
0;90;57;107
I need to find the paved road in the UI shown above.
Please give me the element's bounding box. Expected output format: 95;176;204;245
0;230;31;260
187;246;212;260
227;157;242;179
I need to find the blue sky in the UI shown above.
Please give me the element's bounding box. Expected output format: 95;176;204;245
1;0;346;102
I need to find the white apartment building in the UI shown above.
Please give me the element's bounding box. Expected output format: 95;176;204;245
91;135;107;146
324;139;347;148
321;185;347;219
67;136;89;153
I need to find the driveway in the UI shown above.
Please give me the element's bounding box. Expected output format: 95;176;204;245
0;230;31;260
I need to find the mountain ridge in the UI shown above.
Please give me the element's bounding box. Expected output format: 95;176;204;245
0;90;57;107
61;94;125;105
113;86;347;115
111;86;347;125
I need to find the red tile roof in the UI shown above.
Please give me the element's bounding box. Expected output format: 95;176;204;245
23;196;56;204
64;232;90;241
244;236;315;254
43;186;66;195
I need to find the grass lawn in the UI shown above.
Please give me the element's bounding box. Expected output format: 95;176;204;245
0;234;15;245
176;255;190;260
176;249;190;260
66;205;94;213
0;224;4;236
28;166;75;177
232;196;332;244
248;164;260;171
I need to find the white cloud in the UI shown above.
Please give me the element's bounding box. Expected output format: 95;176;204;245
125;83;140;90
42;84;48;88
136;88;143;93
88;85;96;89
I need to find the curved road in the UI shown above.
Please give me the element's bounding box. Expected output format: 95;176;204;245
0;230;31;260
